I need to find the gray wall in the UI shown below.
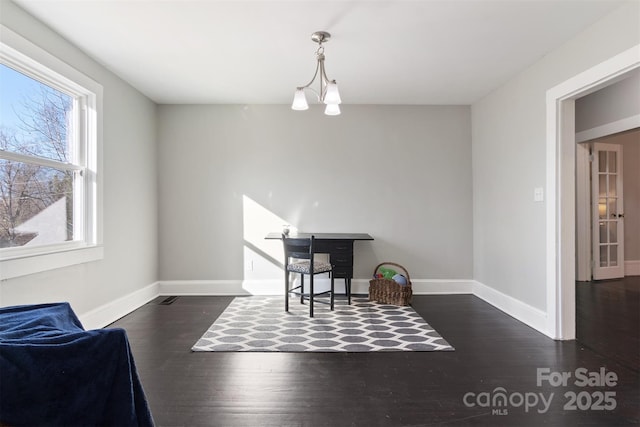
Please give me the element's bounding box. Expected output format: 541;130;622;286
575;71;640;132
0;1;158;319
157;105;472;284
621;132;640;261
472;2;640;311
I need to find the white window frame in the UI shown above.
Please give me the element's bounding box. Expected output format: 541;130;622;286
0;25;103;280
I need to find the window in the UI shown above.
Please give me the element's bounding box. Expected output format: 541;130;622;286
0;25;102;279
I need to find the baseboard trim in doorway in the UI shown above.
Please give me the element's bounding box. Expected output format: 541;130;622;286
625;260;640;276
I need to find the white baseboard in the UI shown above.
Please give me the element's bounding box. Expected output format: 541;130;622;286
160;278;354;296
625;260;640;276
157;278;475;297
472;280;548;335
103;279;546;339
79;281;159;330
410;279;474;294
348;279;474;295
159;280;250;295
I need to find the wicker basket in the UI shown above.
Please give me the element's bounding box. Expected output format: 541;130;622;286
368;262;412;306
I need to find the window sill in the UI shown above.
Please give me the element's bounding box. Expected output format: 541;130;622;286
0;245;104;280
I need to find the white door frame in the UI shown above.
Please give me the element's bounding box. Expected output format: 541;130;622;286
546;44;640;340
575;142;591;282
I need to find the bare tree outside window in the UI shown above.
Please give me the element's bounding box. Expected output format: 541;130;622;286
0;64;74;248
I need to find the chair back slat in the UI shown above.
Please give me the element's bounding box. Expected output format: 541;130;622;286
282;235;315;261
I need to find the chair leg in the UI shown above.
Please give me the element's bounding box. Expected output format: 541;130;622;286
309;274;314;317
345;278;351;305
284;270;289;312
300;274;305;304
330;274;335;311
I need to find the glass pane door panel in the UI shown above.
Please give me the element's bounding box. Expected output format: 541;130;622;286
608;199;617;218
599;152;607;172
610;245;618;266
600;245;608;267
599;175;607;197
598;199;607;219
609;222;617;244
599;222;607;243
608;175;617;197
608;151;617;173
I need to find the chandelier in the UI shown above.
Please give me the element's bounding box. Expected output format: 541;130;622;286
291;31;342;116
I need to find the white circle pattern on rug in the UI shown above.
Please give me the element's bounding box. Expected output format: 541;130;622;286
192;296;454;352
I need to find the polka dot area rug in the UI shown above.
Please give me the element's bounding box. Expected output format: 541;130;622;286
191;296;454;352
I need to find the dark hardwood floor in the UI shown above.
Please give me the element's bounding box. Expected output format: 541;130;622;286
576;276;640;372
110;294;639;426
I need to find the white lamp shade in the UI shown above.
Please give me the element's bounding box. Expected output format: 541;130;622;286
324;82;341;104
324;103;341;116
291;89;309;110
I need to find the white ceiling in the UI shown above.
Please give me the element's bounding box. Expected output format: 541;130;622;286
13;0;626;105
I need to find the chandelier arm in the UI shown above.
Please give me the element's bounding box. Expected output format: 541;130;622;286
320;59;332;85
299;60;321;90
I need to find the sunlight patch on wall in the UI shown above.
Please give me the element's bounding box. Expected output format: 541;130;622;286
242;194;293;294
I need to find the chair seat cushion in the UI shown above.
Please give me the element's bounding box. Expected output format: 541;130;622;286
287;260;332;274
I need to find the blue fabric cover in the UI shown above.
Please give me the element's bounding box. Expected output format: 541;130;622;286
0;302;154;426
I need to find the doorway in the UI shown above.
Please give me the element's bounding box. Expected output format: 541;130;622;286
574;128;639;369
576;128;640;281
545;44;639;340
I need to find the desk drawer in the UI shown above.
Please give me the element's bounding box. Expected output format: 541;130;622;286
331;243;353;253
314;240;353;254
332;266;353;278
330;253;353;266
331;250;353;278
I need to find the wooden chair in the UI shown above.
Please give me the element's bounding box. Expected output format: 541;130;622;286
282;234;334;317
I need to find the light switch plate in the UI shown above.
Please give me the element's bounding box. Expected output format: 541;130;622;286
534;187;544;202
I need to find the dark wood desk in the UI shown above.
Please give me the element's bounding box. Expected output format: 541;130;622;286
265;232;374;303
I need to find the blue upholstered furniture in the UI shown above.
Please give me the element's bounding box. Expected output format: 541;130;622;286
0;302;154;426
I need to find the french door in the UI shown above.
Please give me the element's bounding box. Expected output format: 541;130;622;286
591;143;624;280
